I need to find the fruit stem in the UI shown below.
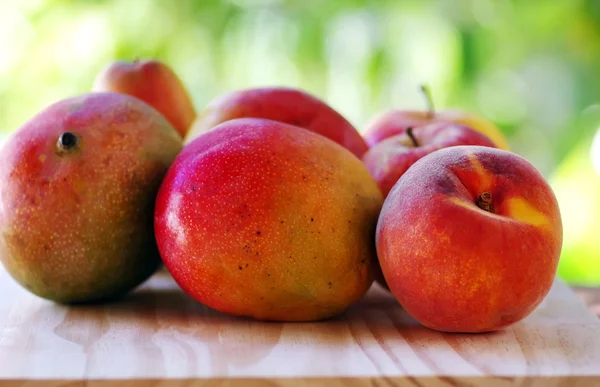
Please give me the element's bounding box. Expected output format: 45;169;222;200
406;127;419;147
477;192;493;212
56;132;79;155
420;84;435;118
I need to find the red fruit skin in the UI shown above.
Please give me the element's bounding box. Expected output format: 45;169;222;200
185;87;369;158
363;109;510;150
0;92;182;303
362;122;497;197
155;118;383;322
93;59;197;138
362;110;434;147
376;146;563;333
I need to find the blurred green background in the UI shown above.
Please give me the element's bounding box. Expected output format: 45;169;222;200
1;0;599;284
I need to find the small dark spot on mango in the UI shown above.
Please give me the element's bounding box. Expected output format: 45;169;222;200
328;282;332;289
245;264;248;268
238;266;243;270
310;217;314;222
256;231;261;235
267;273;271;276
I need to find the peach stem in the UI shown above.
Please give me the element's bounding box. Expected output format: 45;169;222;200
406;127;419;147
420;84;435;118
477;192;493;212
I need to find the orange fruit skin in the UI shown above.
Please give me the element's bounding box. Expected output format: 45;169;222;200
155;118;383;321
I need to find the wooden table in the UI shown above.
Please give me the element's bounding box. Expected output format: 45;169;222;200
1;266;600;386
574;286;600;318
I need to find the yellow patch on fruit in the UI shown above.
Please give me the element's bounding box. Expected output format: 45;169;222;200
505;197;550;228
467;153;494;190
450;113;510;151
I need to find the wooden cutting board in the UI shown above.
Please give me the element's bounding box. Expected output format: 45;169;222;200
1;265;599;387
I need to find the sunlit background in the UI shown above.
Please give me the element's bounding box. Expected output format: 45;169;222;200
1;0;599;284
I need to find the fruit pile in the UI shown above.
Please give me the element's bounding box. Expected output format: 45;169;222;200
0;59;563;333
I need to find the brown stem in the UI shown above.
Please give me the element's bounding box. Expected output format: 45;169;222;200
477;192;493;212
56;132;80;155
420;84;435;118
406;127;419;147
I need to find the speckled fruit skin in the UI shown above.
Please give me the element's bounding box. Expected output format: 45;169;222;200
0;92;183;303
363;110;510;150
92;59;197;138
155;118;383;322
362;122;497;198
184;87;369;158
376;146;563;333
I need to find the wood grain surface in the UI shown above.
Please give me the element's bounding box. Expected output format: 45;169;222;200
1;265;600;387
574;286;600;318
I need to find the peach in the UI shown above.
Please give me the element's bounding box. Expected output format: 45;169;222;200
363;86;510;150
92;59;196;138
362;122;497;198
376;146;563;332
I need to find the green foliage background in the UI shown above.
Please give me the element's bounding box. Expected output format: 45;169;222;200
1;0;599;284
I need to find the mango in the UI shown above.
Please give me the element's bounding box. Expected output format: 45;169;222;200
155;118;383;321
184;87;369;158
0;92;182;303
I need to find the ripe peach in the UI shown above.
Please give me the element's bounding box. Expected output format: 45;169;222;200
363;86;510;150
92;59;196;138
363;122;496;198
376;146;562;332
